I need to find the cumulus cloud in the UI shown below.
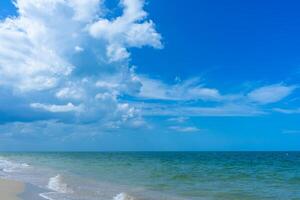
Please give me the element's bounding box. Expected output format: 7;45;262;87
0;0;91;91
0;18;73;91
89;0;162;62
0;0;298;143
0;0;161;126
247;84;296;104
30;102;83;113
55;86;85;100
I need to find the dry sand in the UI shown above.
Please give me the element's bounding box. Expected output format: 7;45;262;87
0;179;25;200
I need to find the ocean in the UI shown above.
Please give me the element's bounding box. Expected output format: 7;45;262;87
0;152;300;200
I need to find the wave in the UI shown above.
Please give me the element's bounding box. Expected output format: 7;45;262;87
0;157;158;200
0;157;30;173
39;192;56;200
47;174;73;194
39;174;74;200
113;192;137;200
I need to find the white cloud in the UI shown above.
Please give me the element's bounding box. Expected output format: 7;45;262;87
135;102;265;117
0;0;83;91
55;85;85;100
0;0;162;126
0;120;105;141
15;0;102;23
138;76;226;101
137;79;297;116
169;126;200;133
0;17;73;91
68;0;102;22
167;117;189;123
89;0;162;62
106;44;130;62
273;108;300;114
132;79;299;117
30;102;83;113
0;0;297;139
247;84;296;104
74;46;84;53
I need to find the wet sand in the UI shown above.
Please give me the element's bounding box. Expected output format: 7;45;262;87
0;178;25;200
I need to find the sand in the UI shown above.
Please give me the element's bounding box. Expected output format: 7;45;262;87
0;179;25;200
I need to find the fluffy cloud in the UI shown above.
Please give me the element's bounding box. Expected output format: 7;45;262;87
30;102;83;113
55;86;85;100
89;0;162;62
247;84;296;104
0;0;102;91
0;0;298;143
0;17;73;91
0;0;161;126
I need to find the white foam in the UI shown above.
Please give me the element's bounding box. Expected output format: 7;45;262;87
47;174;73;194
39;192;56;200
113;192;136;200
0;157;30;173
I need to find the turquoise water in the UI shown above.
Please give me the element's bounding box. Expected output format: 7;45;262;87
1;152;300;200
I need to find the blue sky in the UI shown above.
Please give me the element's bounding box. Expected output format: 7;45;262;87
0;0;300;151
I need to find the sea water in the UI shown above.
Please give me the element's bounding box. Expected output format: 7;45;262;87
0;152;300;200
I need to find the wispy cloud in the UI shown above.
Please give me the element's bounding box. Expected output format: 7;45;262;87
0;0;299;143
273;108;300;114
135;103;265;117
169;126;200;133
134;80;297;117
247;84;297;104
138;76;233;101
167;117;189;123
138;78;297;107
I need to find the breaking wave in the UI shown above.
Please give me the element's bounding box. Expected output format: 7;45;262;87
0;157;29;173
113;192;137;200
47;174;73;193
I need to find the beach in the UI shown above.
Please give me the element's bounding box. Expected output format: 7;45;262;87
0;178;24;200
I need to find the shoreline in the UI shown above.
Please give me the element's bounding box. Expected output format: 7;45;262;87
0;178;25;200
0;178;47;200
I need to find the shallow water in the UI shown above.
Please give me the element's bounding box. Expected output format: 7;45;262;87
1;152;300;200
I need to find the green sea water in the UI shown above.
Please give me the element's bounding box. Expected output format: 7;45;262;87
1;152;300;200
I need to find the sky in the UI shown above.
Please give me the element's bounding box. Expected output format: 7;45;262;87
0;0;300;151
